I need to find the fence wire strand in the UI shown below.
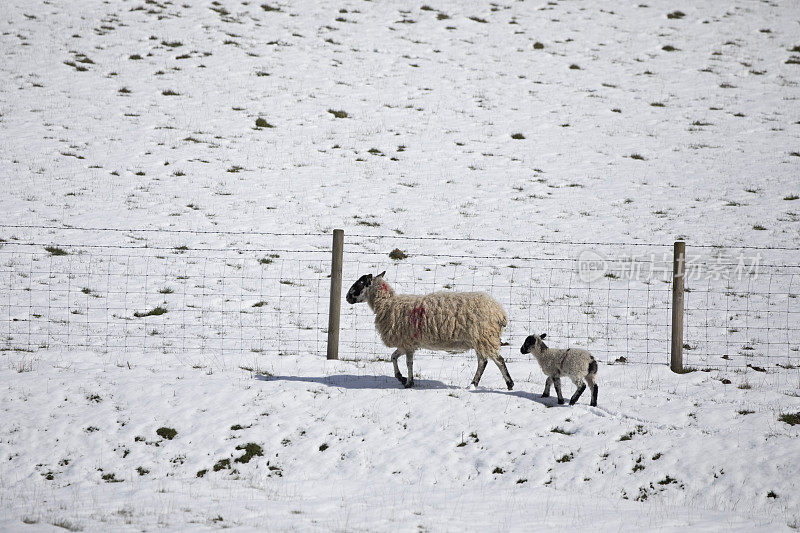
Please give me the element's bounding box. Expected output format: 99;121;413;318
3;224;798;251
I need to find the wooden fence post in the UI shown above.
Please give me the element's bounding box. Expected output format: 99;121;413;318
327;229;344;360
670;241;685;373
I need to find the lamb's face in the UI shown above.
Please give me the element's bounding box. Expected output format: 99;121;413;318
520;333;547;354
346;274;372;304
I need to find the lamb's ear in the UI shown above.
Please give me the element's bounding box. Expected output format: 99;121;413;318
540;333;547;339
376;271;386;278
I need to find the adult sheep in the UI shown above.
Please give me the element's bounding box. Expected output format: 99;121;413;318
345;271;513;390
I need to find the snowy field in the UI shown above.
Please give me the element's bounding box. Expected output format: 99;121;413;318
1;0;799;531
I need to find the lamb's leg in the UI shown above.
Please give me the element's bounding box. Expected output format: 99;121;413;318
542;376;552;398
553;377;565;405
585;374;598;407
470;356;488;388
405;350;415;388
491;356;514;390
391;349;406;386
569;382;587;405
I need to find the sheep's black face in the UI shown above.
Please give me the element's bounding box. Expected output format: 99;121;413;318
520;333;547;354
346;274;372;304
520;335;536;354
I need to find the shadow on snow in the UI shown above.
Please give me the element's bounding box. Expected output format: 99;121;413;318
260;374;562;405
469;388;567;407
258;373;457;390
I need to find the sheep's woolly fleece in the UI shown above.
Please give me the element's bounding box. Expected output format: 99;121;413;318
367;275;507;356
525;338;597;384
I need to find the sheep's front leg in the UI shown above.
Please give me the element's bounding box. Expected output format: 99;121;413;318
405;350;415;388
553;377;565;405
542;376;553;398
391;349;407;386
470;356;488;389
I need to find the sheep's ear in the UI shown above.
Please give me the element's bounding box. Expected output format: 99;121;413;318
377;271;386;278
540;333;547;339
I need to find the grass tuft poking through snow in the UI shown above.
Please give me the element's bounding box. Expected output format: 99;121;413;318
778;413;800;426
234;443;263;463
133;307;167;318
155;427;177;440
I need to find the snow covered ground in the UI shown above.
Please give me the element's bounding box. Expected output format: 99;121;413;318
1;0;799;531
1;352;798;531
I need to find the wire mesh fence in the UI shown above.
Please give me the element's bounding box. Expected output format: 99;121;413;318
341;242;800;372
1;238;332;370
0;226;797;373
682;267;799;371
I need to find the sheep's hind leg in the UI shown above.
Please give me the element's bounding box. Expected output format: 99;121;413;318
553;377;565;405
569;381;586;405
405;350;415;388
391;349;406;386
469;356;488;389
542;376;552;398
585;373;598;407
491;356;514;390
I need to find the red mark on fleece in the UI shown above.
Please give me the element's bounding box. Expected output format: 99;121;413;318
409;305;426;339
379;282;389;293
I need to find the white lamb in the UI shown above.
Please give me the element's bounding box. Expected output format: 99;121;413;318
520;333;598;406
346;271;513;390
